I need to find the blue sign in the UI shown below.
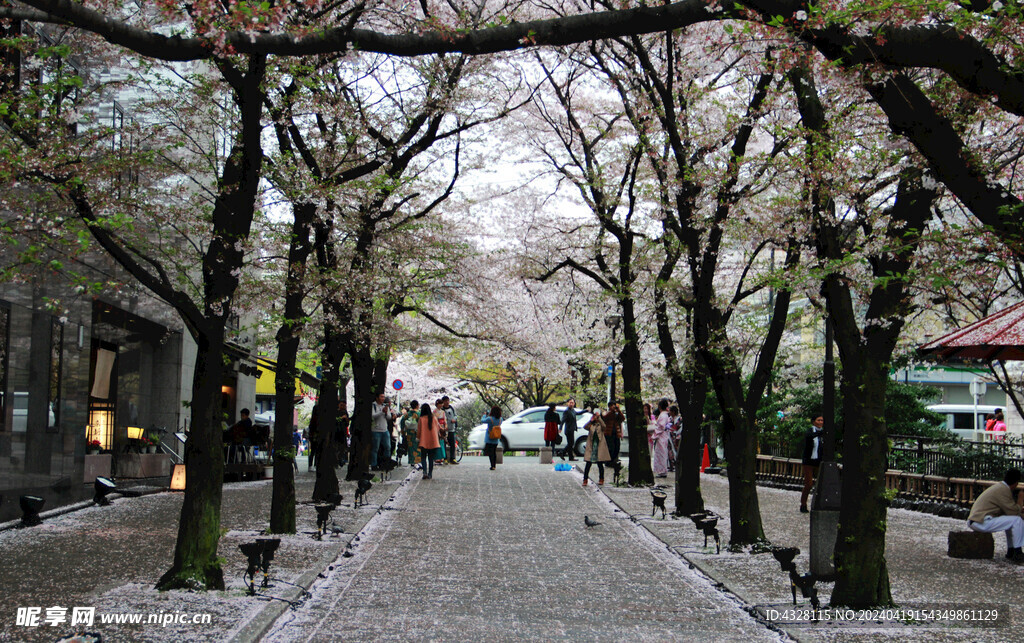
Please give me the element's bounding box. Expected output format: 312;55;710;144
607;364;614;376
392;379;404;390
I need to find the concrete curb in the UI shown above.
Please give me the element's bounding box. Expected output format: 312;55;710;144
0;484;168;533
584;469;794;641
228;468;418;643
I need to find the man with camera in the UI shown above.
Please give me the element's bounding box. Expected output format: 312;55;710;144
370;392;393;470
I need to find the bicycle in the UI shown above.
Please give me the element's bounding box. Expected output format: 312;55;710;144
454;437;463;463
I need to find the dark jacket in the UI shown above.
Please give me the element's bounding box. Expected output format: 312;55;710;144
802;426;823;465
560;408;577;433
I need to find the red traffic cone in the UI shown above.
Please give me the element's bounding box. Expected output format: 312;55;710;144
700;444;710;473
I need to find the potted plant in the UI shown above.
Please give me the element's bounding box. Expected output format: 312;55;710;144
149;434;161;454
87;439;102;455
139;436;154;454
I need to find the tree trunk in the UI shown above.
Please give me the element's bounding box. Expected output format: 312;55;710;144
675;356;708;516
157;55;267;590
346;343;375;481
312;321;342;501
269;201;315;532
157;327;227;590
621;298;653;485
654;271;707;514
830;348;893;607
718;403;765;545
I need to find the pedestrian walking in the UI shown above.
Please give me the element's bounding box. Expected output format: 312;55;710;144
307;404;320;471
544;403;560;452
602;403;625;464
433;399;447;464
653;399;671;478
418;402;440;479
582;410;611;486
482;406;502;470
370;393;392;470
442;396;459;464
667;404;681;472
560;399;578;461
800;413;824;513
993;410;1008;442
401;400;420;467
335;400;350;468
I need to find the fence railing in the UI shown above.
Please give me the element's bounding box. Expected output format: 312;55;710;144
753;454;998;509
757;434;1024;480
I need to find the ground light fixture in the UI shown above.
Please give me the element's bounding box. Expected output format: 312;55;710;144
314;504;335;540
239;541;265;595
126;426;145;440
93;477;117;505
257;538;281;589
771;546;820;611
19;495;45;527
650;489;668;518
169;464;186;491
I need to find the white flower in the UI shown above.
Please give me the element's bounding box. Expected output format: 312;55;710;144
795;10;808;20
992;1;1003;10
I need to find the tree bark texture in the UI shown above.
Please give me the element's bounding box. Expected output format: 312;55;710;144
157;55;266;591
621;299;653;485
269;201;315;533
157;329;226;590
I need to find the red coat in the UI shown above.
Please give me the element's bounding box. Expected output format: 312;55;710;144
544;421;559;441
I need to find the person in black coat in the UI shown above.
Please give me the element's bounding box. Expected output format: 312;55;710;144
559;398;578;461
800;413;825;513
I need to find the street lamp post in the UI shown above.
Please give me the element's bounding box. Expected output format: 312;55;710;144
811;312;841;580
604;315;622;405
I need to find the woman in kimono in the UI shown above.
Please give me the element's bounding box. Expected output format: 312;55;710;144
652;399;671;478
433;399;447;462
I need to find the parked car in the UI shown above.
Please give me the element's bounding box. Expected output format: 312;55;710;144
926;403;1002;441
467;405;630;456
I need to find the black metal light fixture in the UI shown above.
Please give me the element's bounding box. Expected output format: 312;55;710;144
650;489;668;519
256;537;280;588
314;504;335;540
239;541;265;595
698;516;720;553
771;546;820;611
93;477;117;506
19;495;45;527
354;477;373;507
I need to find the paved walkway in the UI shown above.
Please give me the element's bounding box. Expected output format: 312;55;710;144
3;454;1018;642
265;458;780;642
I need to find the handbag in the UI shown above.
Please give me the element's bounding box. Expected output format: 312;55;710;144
488;424;502;440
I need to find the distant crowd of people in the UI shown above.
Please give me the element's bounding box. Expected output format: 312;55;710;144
549;398;683;486
296;394;463;479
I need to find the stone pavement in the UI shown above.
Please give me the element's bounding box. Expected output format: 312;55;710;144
602;470;1022;643
2;454;1018;642
264;457;780;642
0;458;400;642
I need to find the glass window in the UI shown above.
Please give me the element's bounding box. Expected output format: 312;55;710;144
520;410;547;423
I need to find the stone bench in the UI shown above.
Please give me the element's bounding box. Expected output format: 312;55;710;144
948;530;994;559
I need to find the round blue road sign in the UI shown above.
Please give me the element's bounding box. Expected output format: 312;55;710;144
393;379;404;390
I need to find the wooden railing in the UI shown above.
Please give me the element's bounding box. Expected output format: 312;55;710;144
754;455;996;508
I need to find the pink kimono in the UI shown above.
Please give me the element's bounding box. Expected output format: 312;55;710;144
652;411;671;477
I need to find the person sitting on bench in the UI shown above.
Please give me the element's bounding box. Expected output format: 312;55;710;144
968;468;1024;563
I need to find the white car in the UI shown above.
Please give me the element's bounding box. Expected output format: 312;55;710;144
468;406;630;456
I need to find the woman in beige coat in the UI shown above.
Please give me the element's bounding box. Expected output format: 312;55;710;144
418;403;440;479
583;410;611;486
